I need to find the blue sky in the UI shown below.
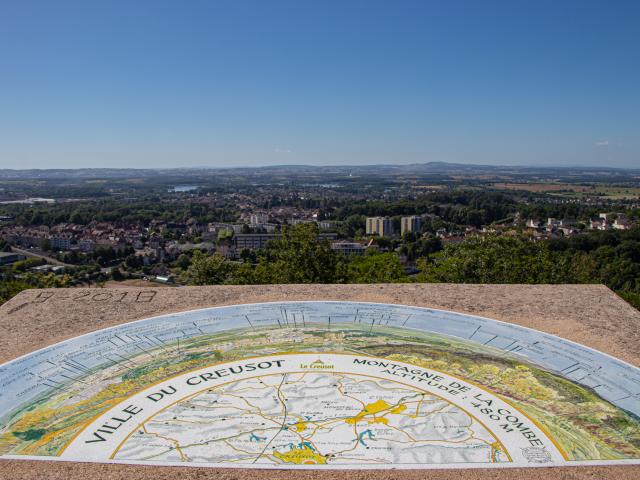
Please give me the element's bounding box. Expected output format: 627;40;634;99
0;0;638;169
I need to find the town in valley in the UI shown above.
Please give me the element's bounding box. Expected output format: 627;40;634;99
0;162;639;309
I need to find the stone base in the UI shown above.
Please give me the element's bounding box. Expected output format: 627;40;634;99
1;284;639;479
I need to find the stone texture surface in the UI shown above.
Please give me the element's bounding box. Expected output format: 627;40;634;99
1;283;639;479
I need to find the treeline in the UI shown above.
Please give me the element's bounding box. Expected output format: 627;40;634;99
330;191;517;227
3;190;520;232
181;224;407;285
5;190;638;233
0;261;71;306
179;224;640;310
417;228;640;308
1;222;639;311
4;199;239;226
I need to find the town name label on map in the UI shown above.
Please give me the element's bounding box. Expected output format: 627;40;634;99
84;359;287;444
81;356;545;452
356;358;548;448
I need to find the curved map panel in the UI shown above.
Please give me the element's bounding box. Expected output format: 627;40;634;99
0;301;639;469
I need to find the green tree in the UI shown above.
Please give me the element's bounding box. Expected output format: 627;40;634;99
0;280;32;305
232;262;256;284
40;239;51;252
217;229;234;246
416;235;574;284
253;224;339;283
176;253;191;270
338;215;366;238
239;248;256;263
124;255;142;269
345;252;407;283
182;250;232;285
93;247;116;266
11;257;45;272
111;269;125;281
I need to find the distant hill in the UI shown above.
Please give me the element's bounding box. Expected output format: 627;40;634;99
1;162;639;180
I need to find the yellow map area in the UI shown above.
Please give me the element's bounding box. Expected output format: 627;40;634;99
345;399;407;425
274;445;327;465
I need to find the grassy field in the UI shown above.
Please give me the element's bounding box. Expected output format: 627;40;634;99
491;183;640;199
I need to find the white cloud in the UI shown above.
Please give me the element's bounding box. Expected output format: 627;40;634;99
595;140;609;147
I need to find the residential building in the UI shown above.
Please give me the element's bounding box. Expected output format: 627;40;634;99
331;241;366;256
559;218;576;227
366;217;393;237
526;219;543;229
317;221;333;230
235;232;338;251
250;213;269;225
235;233;278;250
613;216;631;230
0;252;26;265
559;226;578;236
289;218;312;226
400;216;422;236
78;239;95;253
50;234;73;251
148;235;162;249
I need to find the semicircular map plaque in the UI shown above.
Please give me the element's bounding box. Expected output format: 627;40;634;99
1;301;639;469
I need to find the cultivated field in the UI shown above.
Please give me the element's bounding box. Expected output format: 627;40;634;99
491;183;640;199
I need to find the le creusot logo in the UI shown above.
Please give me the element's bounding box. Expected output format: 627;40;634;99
299;358;335;370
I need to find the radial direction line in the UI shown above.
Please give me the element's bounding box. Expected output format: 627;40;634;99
484;335;498;345
192;322;205;335
59;373;89;385
468;326;481;339
114;334;131;345
561;362;579;372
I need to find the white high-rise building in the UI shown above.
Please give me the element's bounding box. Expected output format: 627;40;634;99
366;217;393;237
401;216;422;236
250;213;269;225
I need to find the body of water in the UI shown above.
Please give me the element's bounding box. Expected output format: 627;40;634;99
170;185;198;192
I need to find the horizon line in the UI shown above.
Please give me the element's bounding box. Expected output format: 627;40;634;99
1;161;639;173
